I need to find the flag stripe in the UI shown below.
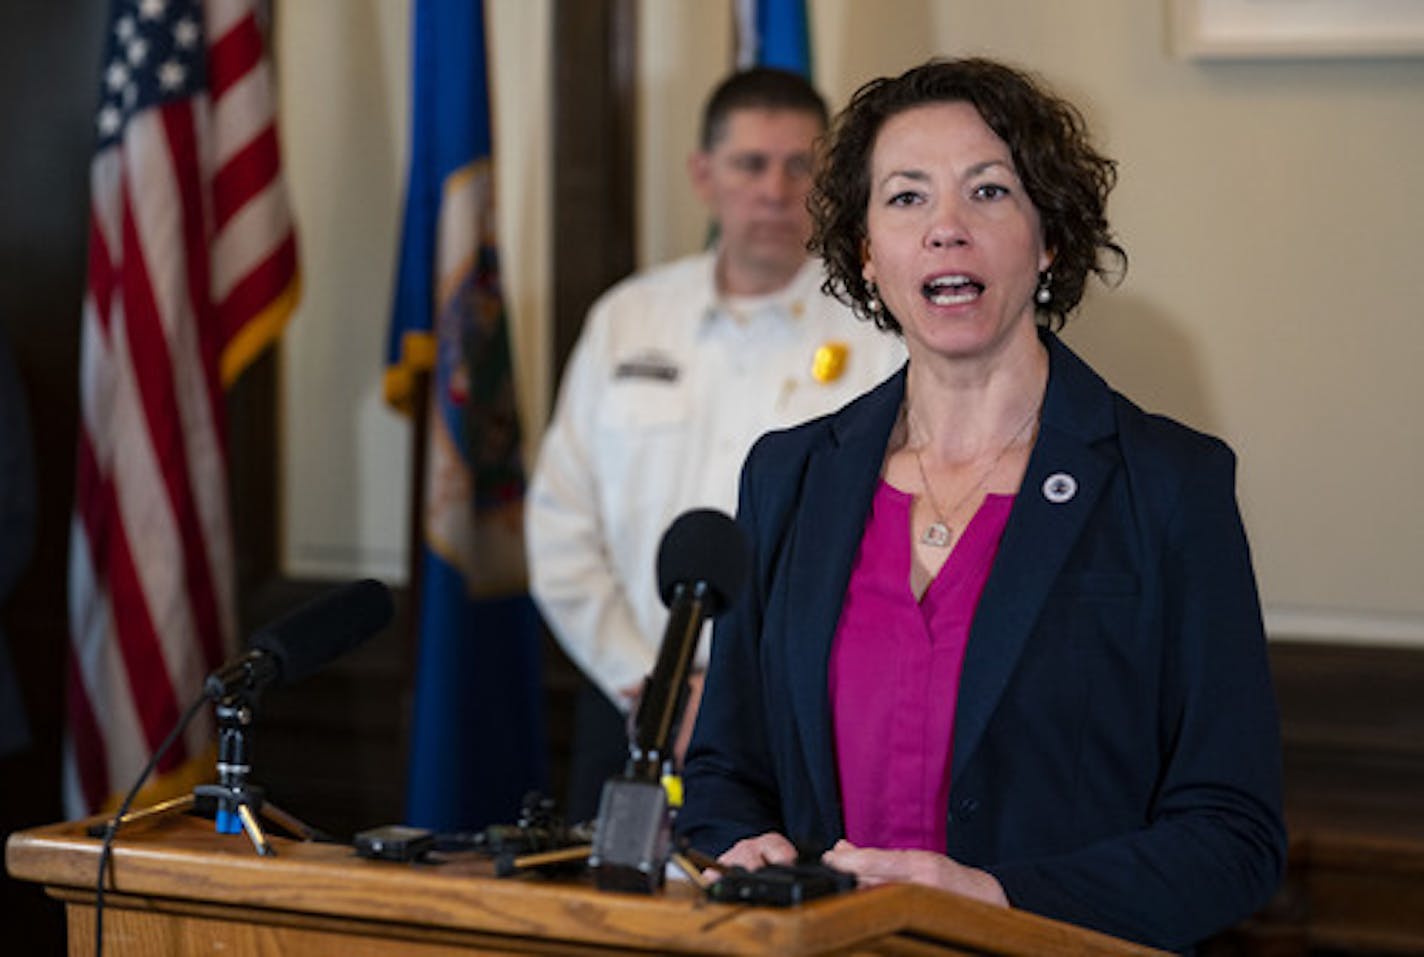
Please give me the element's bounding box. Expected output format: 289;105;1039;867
211;178;293;302
119;155;225;691
211;56;275;168
159;101;240;680
213;124;279;231
74;425;182;766
162;100;228;457
89;153;124;299
87;213;116;324
205;0;252;42
218;231;297;336
207;12;263;101
65;649;109;813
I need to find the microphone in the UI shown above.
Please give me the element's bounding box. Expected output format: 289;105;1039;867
630;508;750;772
204;579;395;700
592;509;749;894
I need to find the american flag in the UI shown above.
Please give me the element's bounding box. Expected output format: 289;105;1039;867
65;0;298;817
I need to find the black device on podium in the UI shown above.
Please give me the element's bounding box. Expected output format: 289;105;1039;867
589;509;750;893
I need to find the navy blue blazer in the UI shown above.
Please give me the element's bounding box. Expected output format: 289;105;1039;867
678;331;1286;952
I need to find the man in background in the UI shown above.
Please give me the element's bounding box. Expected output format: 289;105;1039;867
526;68;904;821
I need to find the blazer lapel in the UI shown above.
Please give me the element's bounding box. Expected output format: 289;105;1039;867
782;369;906;838
951;335;1120;782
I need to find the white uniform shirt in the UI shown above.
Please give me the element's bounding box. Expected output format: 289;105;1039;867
526;251;905;709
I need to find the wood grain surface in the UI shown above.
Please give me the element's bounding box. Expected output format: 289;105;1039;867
6;809;1167;957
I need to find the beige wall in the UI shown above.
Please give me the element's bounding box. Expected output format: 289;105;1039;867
275;0;549;582
279;0;1424;645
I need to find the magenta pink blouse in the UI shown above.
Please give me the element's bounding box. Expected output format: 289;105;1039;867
828;480;1013;852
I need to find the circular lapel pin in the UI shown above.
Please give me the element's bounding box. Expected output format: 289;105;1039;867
1042;472;1077;504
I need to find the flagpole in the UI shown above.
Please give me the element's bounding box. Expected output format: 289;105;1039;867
403;370;431;662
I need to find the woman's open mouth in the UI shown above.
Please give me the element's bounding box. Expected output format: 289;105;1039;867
922;273;984;306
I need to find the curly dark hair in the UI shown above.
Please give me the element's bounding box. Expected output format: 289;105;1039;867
809;58;1126;333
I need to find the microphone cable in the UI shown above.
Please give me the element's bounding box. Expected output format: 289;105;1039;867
92;688;208;957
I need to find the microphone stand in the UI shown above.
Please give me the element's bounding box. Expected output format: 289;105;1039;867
191;687;325;856
588;580;711;893
86;687;325;857
495;583;713;890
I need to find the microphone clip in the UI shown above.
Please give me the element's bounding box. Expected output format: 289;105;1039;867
203;649;279;701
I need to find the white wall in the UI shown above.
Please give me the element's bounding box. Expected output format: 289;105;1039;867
279;0;1424;645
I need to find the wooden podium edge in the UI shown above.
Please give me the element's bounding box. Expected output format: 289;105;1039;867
891;885;1168;957
6;813;1168;956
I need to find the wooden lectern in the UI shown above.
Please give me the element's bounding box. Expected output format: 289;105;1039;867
6;805;1167;956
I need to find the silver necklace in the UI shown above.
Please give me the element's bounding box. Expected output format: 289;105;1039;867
909;404;1040;548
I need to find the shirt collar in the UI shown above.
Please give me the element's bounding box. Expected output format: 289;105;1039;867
700;252;819;330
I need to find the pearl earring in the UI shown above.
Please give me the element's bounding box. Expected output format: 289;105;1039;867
1035;270;1053;306
865;281;882;315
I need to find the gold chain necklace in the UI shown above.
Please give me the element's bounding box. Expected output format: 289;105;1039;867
908;404;1040;548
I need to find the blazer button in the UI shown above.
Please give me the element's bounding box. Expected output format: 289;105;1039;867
956;798;980;821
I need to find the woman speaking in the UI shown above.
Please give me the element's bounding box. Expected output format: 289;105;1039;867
677;58;1285;953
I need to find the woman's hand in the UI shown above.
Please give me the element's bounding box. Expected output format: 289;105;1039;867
713;831;798;877
821;839;1009;906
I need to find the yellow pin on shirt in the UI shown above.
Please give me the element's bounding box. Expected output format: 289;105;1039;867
662;772;684;809
811;341;849;384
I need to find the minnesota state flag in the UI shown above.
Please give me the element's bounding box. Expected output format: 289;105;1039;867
386;0;546;831
735;0;811;75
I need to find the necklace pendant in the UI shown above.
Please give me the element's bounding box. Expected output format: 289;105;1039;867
921;522;951;548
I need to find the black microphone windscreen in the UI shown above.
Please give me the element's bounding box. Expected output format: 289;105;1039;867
248;579;394;687
655;509;751;614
